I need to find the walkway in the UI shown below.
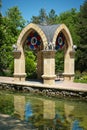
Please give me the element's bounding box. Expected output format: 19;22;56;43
0;76;87;92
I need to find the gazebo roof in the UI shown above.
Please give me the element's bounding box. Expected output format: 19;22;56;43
38;24;61;43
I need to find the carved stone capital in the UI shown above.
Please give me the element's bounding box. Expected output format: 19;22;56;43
13;50;21;59
69;50;75;58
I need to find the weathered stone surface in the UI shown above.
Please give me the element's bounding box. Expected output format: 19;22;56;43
0;82;87;99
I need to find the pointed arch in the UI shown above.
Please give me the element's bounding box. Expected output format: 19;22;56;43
17;23;48;49
53;24;74;81
53;24;73;49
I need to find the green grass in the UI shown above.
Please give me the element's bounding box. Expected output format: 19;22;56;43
74;71;87;83
74;79;87;83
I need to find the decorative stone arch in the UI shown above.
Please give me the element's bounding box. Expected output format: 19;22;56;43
17;23;48;48
13;23;75;84
53;24;74;81
53;24;73;47
14;23;48;81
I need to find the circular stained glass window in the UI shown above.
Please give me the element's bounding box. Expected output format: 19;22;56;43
55;32;65;50
25;31;42;50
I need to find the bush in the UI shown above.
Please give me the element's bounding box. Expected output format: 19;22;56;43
74;71;87;83
74;71;82;79
8;50;37;79
25;51;37;79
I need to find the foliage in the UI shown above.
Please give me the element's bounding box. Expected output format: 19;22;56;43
47;9;57;24
31;8;48;24
56;8;80;46
9;59;14;76
0;0;2;9
75;0;87;72
55;51;64;74
25;51;37;79
74;71;87;83
0;1;87;77
31;8;58;25
6;7;25;30
0;5;37;78
0;93;14;115
0;6;26;76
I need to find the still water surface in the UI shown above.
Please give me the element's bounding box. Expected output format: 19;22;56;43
0;91;87;130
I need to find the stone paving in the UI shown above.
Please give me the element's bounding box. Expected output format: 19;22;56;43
0;76;87;92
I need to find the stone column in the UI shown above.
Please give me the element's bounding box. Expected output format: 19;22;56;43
13;49;26;81
42;50;56;85
63;50;75;81
37;51;43;79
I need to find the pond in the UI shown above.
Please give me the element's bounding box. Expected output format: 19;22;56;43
0;90;87;130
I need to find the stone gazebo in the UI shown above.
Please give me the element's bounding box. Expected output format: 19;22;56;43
13;23;75;85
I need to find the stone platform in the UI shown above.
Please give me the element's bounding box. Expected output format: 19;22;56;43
0;76;87;92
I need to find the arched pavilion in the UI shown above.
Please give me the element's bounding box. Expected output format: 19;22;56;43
13;23;75;85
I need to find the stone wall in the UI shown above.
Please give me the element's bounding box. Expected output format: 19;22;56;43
0;82;87;100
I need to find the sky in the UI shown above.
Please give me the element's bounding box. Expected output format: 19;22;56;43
1;0;85;21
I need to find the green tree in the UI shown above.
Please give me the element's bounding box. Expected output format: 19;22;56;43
0;6;26;76
76;0;87;72
57;8;80;46
0;0;6;75
31;8;58;25
39;8;47;24
31;16;40;24
6;6;25;32
0;0;2;12
48;9;57;24
31;8;48;25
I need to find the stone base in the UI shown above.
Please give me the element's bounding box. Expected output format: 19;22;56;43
63;73;74;81
42;75;56;85
14;73;26;82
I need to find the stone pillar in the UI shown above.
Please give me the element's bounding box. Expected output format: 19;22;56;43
42;50;56;85
63;50;75;81
13;49;26;82
37;51;43;79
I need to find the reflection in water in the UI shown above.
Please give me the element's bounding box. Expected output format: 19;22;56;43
14;96;25;120
64;103;84;130
8;95;87;129
25;102;33;121
64;103;83;130
43;100;55;119
72;120;83;130
64;103;74;123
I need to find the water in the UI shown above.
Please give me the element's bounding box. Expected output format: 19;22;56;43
0;91;87;130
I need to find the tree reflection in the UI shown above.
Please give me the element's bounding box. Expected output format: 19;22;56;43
12;95;86;129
